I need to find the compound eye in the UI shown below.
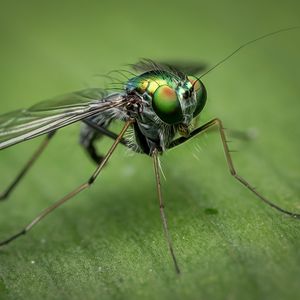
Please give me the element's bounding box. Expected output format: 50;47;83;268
188;76;207;117
152;85;183;124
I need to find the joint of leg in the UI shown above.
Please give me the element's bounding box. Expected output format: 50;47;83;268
213;118;222;126
230;169;237;176
160;204;165;209
88;177;94;185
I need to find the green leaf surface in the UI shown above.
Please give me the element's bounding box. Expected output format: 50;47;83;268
0;1;300;300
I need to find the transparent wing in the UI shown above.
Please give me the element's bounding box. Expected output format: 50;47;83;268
131;59;207;76
0;88;128;150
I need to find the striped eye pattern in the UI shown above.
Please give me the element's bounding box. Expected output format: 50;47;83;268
152;85;183;124
188;76;207;117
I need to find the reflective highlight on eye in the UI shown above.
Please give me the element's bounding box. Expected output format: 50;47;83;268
152;85;183;124
188;76;207;117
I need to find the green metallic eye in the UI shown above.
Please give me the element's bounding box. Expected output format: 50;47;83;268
152;85;183;124
188;76;207;117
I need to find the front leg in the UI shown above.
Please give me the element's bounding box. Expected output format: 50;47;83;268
169;118;300;218
152;148;180;274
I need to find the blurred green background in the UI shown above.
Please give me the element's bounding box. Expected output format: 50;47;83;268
0;1;300;299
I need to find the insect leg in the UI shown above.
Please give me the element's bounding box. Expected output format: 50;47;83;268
0;120;133;247
152;148;181;274
81;119;131;164
0;131;56;201
169;118;300;219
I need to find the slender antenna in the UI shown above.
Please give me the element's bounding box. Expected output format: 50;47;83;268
200;26;300;79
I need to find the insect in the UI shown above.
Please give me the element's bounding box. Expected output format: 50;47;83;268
0;27;299;274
